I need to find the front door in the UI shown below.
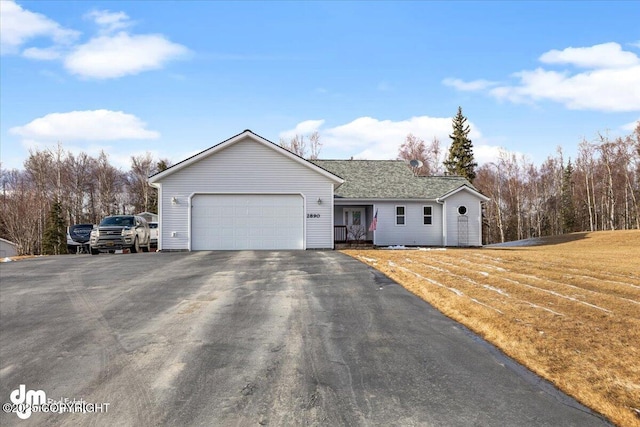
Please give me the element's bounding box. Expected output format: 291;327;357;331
344;208;365;241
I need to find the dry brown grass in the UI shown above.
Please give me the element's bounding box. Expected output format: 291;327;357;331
344;230;640;427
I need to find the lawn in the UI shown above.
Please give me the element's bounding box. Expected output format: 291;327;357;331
343;230;640;427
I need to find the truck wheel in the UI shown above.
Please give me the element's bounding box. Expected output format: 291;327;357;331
90;247;99;255
131;237;139;253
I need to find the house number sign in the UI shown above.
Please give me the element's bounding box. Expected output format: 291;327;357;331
307;213;321;218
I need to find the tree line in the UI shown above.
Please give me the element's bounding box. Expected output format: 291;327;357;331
396;109;640;244
1;145;169;255
2;112;638;254
475;127;640;243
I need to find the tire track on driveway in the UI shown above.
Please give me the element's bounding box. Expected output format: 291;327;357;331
57;271;157;427
0;251;612;426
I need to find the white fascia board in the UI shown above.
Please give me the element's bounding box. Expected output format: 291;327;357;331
149;130;343;185
438;185;490;202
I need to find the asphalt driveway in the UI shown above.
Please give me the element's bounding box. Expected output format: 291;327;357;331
0;251;609;426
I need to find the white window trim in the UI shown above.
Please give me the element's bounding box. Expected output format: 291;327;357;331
458;205;468;216
395;205;406;226
423;205;433;226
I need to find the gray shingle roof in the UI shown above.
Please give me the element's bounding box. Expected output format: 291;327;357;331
311;160;474;199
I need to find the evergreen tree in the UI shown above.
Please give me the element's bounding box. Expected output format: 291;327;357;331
444;106;478;182
42;200;67;255
561;160;576;233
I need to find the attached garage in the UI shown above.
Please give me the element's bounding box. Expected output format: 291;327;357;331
191;194;304;250
149;130;343;251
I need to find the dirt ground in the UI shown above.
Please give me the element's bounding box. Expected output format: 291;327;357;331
344;230;640;427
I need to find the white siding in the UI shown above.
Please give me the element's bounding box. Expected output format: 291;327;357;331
0;239;18;257
372;202;443;246
156;137;335;250
443;190;483;246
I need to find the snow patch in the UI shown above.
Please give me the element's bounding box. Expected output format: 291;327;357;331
2;257;12;262
502;277;612;314
470;298;503;314
388;261;464;296
482;285;509;296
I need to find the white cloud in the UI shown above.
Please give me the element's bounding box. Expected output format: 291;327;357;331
10;110;160;141
3;2;189;79
622;119;640;131
474;145;505;166
540;43;639;69
282;115;500;164
85;10;132;34
442;78;498;91
22;46;62;60
64;32;190;79
0;0;79;54
490;65;640;111
279;120;325;140
446;42;640;113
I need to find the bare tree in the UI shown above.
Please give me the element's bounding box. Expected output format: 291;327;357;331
280;132;323;159
428;137;444;175
64;152;95;224
475;163;505;243
308;131;322;160
94;151;125;219
127;152;156;213
577;139;596;231
0;170;41;254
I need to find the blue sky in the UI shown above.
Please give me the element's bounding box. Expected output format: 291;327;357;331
1;0;639;171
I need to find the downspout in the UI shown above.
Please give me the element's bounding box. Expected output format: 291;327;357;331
149;181;161;251
330;184;335;250
436;197;446;246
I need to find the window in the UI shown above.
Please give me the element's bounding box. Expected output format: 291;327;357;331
395;206;405;225
423;206;433;225
352;211;361;225
458;205;467;215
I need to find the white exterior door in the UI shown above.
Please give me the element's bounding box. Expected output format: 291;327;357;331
344;208;365;241
191;194;304;250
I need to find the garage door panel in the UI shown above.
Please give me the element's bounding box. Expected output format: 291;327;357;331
192;194;304;250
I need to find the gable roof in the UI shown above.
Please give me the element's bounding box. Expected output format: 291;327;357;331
149;130;343;185
312;160;483;200
439;184;490;202
0;238;17;247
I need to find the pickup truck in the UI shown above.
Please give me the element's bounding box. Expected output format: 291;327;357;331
90;215;151;255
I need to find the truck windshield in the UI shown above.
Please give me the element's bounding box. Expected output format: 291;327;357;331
100;217;134;226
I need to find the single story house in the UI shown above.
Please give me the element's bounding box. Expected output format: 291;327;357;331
0;237;18;258
149;130;489;251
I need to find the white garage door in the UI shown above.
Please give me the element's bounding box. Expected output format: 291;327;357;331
191;194;304;250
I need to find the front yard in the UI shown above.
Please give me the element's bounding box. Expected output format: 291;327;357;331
344;230;640;427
